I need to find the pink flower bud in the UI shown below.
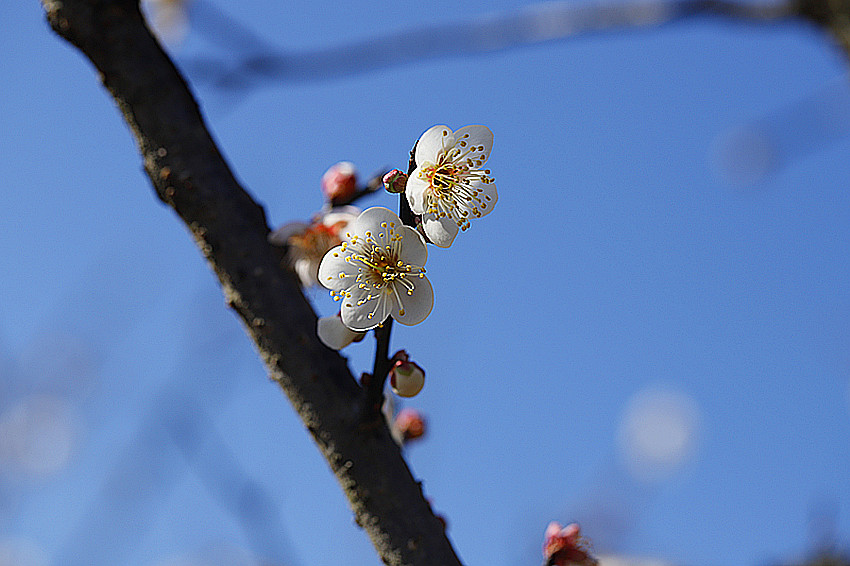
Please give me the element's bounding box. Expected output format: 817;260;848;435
382;169;408;194
542;522;597;566
321;161;358;202
389;360;425;397
393;408;427;441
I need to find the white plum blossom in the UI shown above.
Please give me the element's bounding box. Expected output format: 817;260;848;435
318;207;433;331
405;125;497;247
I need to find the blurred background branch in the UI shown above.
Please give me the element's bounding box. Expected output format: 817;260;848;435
180;0;807;91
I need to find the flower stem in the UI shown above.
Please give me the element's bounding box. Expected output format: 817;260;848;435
365;317;394;413
399;146;417;226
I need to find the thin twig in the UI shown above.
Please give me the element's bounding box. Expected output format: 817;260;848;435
327;168;388;208
365;317;394;416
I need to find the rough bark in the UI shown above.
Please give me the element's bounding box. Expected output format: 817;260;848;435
39;1;463;564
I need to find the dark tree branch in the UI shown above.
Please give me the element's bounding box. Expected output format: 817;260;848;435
39;1;461;564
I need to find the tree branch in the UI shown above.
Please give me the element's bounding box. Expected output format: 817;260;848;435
39;1;461;564
183;0;807;89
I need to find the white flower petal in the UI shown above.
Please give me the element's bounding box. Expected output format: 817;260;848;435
452;125;493;164
348;206;402;239
341;286;392;331
421;214;459;248
396;225;428;266
478;181;498;217
415;125;453;165
462;179;498;218
317;246;357;291
391;276;434;326
294;258;318;287
405;168;429;215
317;315;362;349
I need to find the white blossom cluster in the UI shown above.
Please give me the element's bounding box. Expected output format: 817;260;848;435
317;125;497;345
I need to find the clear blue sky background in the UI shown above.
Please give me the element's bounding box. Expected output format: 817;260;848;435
2;1;849;565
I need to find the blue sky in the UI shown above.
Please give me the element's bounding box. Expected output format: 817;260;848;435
2;1;849;565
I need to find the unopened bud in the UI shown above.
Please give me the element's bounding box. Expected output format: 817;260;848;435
390;360;425;397
321;161;358;202
393;408;427;442
383;169;408;194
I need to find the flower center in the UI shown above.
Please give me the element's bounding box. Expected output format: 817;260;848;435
354;246;410;285
335;222;426;319
426;160;461;193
